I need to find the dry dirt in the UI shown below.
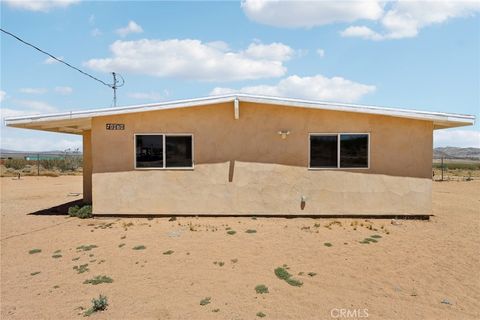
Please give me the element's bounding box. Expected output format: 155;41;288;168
1;176;479;320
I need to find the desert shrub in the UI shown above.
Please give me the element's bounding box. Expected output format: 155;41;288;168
274;267;303;287
5;159;29;170
255;284;269;294
29;248;42;254
226;230;236;235
30;271;41;276
200;297;211;306
245;229;257;233
163;250;174;255
77;244;98;251
69;205;92;219
84;294;108;316
256;312;266;317
83;275;113;285
324;242;332;247
133;245;146;250
73;264;89;274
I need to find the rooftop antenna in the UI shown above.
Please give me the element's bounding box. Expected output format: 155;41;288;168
111;72;125;107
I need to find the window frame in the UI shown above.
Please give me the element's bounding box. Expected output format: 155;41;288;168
308;133;370;170
134;133;194;170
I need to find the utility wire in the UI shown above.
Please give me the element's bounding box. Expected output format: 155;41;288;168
0;28;114;88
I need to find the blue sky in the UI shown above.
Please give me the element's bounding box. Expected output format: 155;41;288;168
1;0;479;151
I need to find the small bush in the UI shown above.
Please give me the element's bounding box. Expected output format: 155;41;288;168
256;311;266;317
324;242;332;247
308;272;317;277
77;245;98;251
30;271;41;276
245;229;257;233
29;248;41;254
163;250;174;255
84;294;108;316
5;159;28;170
274;267;303;287
200;297;211;306
255;284;269;294
133;245;146;250
83;275;113;285
73;264;89;274
371;234;382;239
52;254;62;259
227;230;236;235
274;267;291;280
118;243;125;248
69;205;92;219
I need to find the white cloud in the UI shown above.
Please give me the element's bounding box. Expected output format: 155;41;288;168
343;1;480;40
241;0;384;28
340;26;383;41
434;129;480;148
4;0;80;12
243;42;294;61
127;90;169;101
0;90;6;102
316;49;325;58
242;0;479;40
54;86;73;94
210;74;376;102
43;56;63;64
85;39;293;81
19;88;47;94
115;20;144;37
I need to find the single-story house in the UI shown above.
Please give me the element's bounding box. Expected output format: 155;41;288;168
5;94;475;216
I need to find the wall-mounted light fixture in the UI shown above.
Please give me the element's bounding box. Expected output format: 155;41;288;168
277;130;291;139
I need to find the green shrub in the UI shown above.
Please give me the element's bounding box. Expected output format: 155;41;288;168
5;159;29;170
256;311;266;317
245;229;257;233
324;242;332;247
73;264;89;274
69;205;92;219
274;267;303;287
84;294;108;316
83;275;113;285
76;244;97;251
30;271;41;276
255;284;269;294
227;230;236;235
163;250;174;255
133;245;146;250
200;297;211;306
29;248;42;254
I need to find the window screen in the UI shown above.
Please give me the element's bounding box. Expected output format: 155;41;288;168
340;134;369;168
310;135;338;168
135;135;163;168
166;136;193;168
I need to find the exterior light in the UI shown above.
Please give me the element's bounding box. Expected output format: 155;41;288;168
277;130;290;139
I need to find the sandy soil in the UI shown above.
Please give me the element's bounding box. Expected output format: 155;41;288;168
1;176;479;320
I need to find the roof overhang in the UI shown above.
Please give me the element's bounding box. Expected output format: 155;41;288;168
4;94;475;135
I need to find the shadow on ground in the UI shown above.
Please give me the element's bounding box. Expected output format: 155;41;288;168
28;199;84;216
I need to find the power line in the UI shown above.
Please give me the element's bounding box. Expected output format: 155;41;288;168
0;28;124;100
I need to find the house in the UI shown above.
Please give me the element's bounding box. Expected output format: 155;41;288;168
5;94;475;216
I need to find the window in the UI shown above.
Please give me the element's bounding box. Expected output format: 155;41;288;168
135;134;193;169
309;133;369;169
310;135;338;168
340;134;369;168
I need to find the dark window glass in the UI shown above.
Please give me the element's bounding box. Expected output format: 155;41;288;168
166;136;193;168
340;134;369;168
310;135;338;168
136;135;163;168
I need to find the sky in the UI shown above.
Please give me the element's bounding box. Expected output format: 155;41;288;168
0;0;479;151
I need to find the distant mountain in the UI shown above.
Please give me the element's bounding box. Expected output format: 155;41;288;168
0;149;65;154
434;147;480;160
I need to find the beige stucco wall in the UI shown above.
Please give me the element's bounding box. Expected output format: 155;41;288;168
82;130;92;204
90;102;433;215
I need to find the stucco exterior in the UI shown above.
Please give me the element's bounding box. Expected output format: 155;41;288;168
88;101;433;215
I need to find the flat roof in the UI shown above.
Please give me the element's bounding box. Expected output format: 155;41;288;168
4;93;475;135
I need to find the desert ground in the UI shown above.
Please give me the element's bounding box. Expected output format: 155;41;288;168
1;176;479;320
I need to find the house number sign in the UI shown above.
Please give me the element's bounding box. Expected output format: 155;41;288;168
106;123;125;130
